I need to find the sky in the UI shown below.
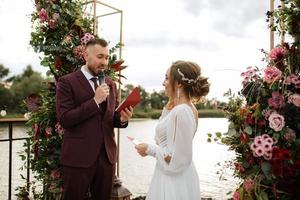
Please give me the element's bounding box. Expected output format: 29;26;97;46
0;0;280;100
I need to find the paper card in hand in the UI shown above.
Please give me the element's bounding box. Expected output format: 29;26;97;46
116;87;141;112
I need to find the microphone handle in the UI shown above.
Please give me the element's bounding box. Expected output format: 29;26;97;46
98;72;105;85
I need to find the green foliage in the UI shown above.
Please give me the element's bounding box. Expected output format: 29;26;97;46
0;64;9;80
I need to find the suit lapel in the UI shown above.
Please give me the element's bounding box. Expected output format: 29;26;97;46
75;70;94;97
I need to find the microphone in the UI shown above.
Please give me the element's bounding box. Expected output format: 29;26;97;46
98;71;105;85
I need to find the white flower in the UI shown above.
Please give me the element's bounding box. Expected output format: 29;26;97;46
24;112;32;119
0;110;7;117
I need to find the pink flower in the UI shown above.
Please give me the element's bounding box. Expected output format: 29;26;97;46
269;47;285;61
262;109;275;119
268;91;284;109
283;74;300;88
241;66;259;85
63;35;72;44
288;93;300;107
263;66;282;83
255;146;265;157
234;163;245;173
49;19;57;29
55;122;64;135
243;179;255;193
45;127;52;138
233;191;240;200
268;113;285;131
284;128;296;142
52;13;59;21
80;33;95;45
73;45;85;60
251;134;274;159
38;8;48;23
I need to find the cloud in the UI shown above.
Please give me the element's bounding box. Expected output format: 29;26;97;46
126;34;219;51
182;0;269;37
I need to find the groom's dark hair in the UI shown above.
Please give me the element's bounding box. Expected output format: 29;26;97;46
86;38;108;48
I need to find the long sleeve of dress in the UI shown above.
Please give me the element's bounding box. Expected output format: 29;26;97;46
146;106;195;175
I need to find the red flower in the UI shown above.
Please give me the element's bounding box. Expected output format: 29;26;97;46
239;132;249;143
234;162;245;173
54;57;63;70
272;147;292;161
245;113;255;125
111;59;127;72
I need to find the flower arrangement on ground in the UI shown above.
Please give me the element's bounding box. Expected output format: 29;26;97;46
221;1;300;199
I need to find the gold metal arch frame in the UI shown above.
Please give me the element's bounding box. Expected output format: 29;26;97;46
269;0;285;50
83;0;123;177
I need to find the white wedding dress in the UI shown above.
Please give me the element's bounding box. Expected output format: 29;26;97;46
146;104;200;200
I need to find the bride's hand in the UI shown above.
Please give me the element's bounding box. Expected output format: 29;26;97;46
135;143;148;157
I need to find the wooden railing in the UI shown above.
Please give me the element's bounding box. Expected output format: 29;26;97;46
0;118;30;200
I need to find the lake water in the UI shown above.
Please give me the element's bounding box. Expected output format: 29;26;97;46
0;118;240;200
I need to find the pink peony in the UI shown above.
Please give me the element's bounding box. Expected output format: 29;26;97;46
263;66;282;83
268;91;284;109
233;191;240;200
38;8;48;23
288;93;300;107
243;179;255;193
268;113;285;131
269;47;285;61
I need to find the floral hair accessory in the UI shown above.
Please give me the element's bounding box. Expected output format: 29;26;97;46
177;68;198;84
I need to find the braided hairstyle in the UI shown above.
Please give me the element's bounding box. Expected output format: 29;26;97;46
169;60;210;102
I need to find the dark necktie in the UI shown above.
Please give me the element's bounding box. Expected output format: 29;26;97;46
90;77;98;91
90;77;107;112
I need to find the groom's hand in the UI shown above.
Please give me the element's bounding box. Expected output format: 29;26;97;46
120;106;133;123
135;143;148;157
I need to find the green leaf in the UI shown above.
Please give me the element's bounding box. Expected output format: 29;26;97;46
244;126;253;135
261;162;272;180
207;138;212;143
207;133;212;137
227;128;237;136
215;132;222;138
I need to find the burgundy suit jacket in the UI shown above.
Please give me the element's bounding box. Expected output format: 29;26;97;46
56;70;127;168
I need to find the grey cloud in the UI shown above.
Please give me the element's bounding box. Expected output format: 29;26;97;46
126;35;219;51
182;0;269;36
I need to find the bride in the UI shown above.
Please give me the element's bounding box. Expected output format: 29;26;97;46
135;60;210;200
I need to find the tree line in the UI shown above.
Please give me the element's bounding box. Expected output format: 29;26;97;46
0;64;223;116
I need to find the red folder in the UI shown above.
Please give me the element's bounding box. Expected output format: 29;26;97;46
116;87;141;112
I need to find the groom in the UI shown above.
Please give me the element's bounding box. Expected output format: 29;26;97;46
56;38;133;200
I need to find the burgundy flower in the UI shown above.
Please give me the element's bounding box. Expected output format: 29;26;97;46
240;132;249;143
245;113;255;125
272;147;292;161
234;162;245;173
54;57;63;70
268;91;284;109
50;169;61;180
